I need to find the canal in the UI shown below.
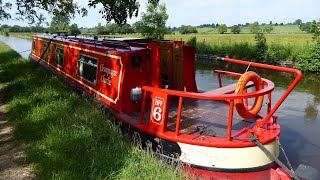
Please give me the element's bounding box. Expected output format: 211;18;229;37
0;35;319;172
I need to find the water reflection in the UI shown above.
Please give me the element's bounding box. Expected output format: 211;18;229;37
305;98;319;121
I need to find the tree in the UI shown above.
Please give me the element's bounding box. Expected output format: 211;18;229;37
0;1;11;20
96;23;105;35
249;22;260;34
50;15;70;33
0;0;159;25
9;25;22;32
263;25;274;33
30;26;45;33
137;2;169;39
179;25;197;34
294;19;302;25
230;25;241;34
300;22;313;33
217;24;228;34
117;23;134;34
70;24;81;35
132;21;143;33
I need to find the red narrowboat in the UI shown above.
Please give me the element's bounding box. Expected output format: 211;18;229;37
29;33;302;180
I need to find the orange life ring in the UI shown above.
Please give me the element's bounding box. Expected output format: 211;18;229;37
234;71;264;120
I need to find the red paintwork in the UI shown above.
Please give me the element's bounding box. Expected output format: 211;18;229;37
183;46;197;92
30;34;302;180
183;165;291;180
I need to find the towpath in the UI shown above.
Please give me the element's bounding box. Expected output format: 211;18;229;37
0;86;34;180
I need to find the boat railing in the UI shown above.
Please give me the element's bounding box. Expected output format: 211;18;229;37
139;58;302;142
221;58;302;128
140;78;274;141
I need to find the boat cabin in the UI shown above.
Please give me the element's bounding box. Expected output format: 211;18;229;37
31;35;197;115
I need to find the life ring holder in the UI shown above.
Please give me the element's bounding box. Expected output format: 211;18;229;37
235;71;264;120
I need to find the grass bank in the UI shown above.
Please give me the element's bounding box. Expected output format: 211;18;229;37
0;42;184;179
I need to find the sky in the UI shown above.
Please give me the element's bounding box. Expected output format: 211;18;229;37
3;0;320;28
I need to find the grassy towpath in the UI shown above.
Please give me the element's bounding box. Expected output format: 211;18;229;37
0;41;184;179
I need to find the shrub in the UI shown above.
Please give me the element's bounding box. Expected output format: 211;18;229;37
196;41;214;54
266;43;294;65
1;28;10;36
298;21;320;71
230;42;255;60
186;36;197;46
254;31;267;62
297;45;320;71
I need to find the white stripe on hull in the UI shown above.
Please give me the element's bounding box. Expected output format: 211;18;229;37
178;140;279;169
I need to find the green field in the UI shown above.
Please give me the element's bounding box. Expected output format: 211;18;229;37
165;33;312;46
239;25;305;34
0;42;185;179
182;25;306;35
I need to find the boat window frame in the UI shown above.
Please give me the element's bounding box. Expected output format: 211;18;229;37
55;47;64;67
77;53;99;85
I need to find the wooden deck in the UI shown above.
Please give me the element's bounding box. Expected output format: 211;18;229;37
166;99;255;137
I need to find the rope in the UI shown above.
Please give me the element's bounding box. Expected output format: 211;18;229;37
244;62;252;73
233;135;299;179
18;49;31;53
279;141;294;171
248;134;300;180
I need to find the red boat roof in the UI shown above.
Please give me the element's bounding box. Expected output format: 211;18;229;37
33;34;150;52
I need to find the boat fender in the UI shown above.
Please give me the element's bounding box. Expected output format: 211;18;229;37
235;71;264;120
130;87;142;102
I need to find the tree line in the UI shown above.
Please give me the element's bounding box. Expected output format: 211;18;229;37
172;19;319;34
0;24;46;33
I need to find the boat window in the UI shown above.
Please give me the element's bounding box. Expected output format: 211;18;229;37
77;54;98;85
56;48;64;67
32;41;36;52
43;43;48;61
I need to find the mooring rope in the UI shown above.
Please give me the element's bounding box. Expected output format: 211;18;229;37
248;134;300;180
244;62;252;73
279;141;294;171
18;49;31;53
233;134;300;179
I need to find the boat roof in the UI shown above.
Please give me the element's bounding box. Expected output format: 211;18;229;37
33;33;150;52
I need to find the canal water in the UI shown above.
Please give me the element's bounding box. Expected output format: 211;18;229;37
196;63;320;172
0;36;319;172
0;35;31;59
